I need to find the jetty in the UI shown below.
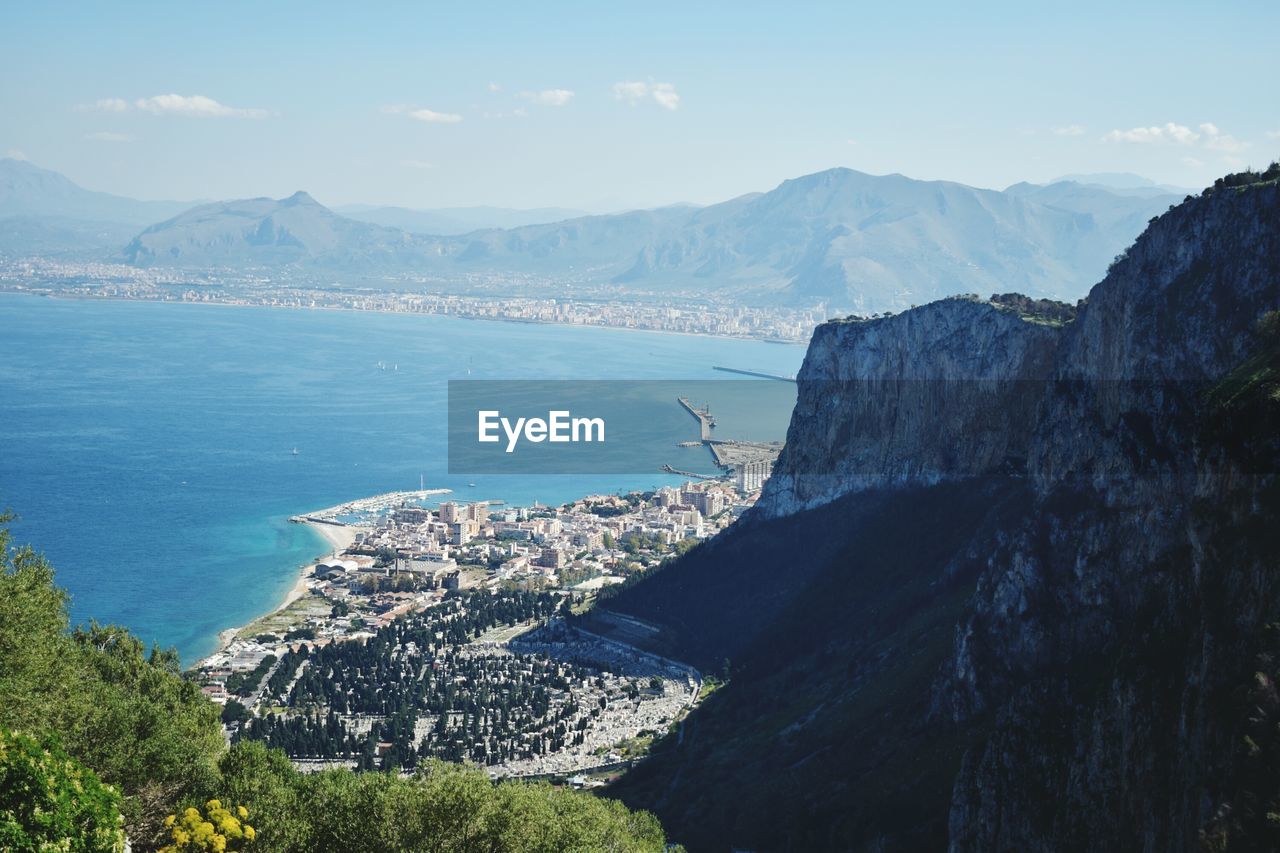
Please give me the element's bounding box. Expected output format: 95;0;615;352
677;397;717;441
661;464;723;481
667;396;786;481
712;365;797;383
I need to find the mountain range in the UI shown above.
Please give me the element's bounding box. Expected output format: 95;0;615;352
1;157;1182;312
334;203;590;235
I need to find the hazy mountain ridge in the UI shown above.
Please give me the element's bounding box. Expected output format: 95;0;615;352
335;203;591;235
0;158;193;225
620;169;1141;309
600;167;1280;850
4;158;1180;312
122;168;1177;309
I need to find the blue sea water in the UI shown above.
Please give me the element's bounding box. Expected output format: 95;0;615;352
0;293;806;664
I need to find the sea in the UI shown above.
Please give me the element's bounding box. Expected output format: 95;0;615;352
0;292;807;664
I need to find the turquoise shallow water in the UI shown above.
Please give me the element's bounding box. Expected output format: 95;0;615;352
0;293;806;664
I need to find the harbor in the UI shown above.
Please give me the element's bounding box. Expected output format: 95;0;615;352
288;488;453;526
668;393;785;487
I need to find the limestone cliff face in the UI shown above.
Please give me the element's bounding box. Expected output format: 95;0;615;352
757;174;1280;849
939;176;1279;852
756;297;1060;518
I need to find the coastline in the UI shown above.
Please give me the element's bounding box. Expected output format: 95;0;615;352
196;519;360;668
0;288;812;346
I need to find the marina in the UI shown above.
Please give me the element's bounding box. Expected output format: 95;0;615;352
288;489;453;526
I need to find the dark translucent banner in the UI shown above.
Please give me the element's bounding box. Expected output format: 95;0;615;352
448;379;796;475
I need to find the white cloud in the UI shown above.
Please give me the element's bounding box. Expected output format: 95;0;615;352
1104;122;1198;144
1266;129;1280;140
401;159;434;170
519;89;574;107
4;149;28;161
487;82;502;93
1181;156;1204;167
612;81;649;103
134;94;268;118
1198;122;1247;153
407;108;462;123
1102;121;1246;153
512;107;528;118
612;80;680;110
384;104;463;124
76;97;129;113
1051;124;1085;136
650;83;680;111
85;131;135;142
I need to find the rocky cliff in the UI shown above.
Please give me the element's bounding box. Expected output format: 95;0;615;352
938;169;1279;851
604;166;1280;851
755;296;1061;517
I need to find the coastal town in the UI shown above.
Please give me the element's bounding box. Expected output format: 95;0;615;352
0;257;822;342
191;471;759;780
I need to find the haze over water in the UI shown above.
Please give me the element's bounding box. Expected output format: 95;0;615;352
0;293;805;664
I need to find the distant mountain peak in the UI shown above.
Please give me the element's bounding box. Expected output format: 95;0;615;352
282;190;319;206
1052;171;1158;188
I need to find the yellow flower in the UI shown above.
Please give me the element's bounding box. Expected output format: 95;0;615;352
206;799;223;810
243;825;256;842
164;814;176;828
237;805;249;819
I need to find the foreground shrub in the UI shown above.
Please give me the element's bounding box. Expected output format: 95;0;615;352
0;728;126;853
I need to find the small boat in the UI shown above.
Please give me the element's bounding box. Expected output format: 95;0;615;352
468;483;477;487
291;447;299;456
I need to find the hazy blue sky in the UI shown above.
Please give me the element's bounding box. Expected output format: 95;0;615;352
3;1;1277;210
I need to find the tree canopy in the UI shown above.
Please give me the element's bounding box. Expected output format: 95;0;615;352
0;514;676;852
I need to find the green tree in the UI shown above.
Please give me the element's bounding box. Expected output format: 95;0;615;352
0;516;223;848
221;700;250;726
214;742;308;853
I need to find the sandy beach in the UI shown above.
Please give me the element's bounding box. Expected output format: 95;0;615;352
267;521;360;616
307;520;360;556
196;520;363;666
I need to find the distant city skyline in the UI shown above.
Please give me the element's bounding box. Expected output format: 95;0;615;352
3;1;1277;210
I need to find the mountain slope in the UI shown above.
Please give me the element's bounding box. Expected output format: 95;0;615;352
0;158;197;257
122;191;426;268
615;169;1169;310
429;169;1177;310
599;166;1280;851
0;158;192;225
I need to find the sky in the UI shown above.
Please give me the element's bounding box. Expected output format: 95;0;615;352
2;0;1278;211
